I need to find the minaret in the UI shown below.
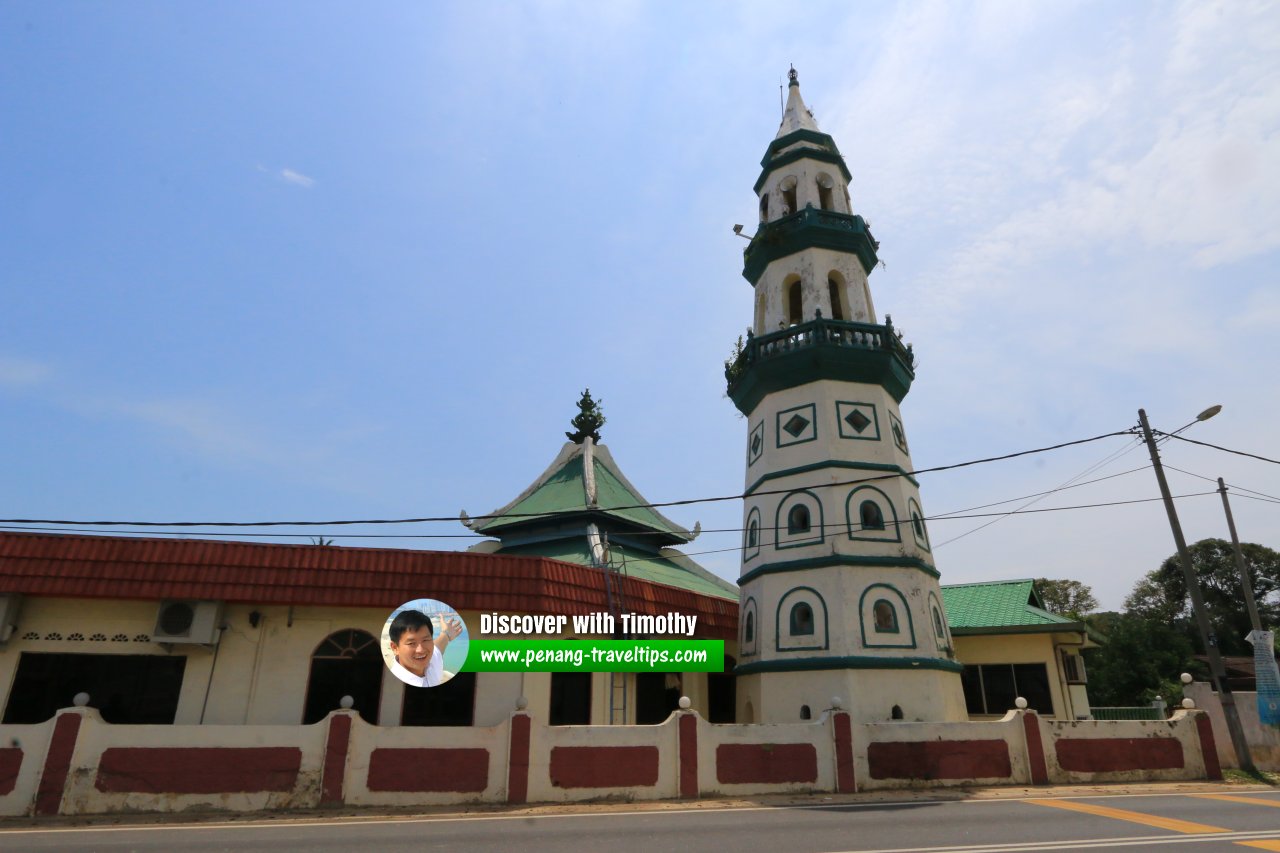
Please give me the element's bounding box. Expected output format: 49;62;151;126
726;68;966;723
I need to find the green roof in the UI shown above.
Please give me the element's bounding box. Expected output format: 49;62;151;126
489;539;737;601
941;580;1082;632
467;442;694;543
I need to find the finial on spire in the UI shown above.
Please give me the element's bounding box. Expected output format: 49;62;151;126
788;65;799;87
566;388;605;444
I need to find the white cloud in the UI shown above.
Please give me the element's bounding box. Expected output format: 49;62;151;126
0;357;53;387
280;168;316;188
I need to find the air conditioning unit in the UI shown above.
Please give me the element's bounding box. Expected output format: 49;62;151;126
0;594;23;643
153;600;224;645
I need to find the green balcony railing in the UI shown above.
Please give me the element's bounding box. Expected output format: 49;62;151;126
725;314;914;390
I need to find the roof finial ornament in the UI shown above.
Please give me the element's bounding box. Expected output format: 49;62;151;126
565;388;605;444
788;65;799;87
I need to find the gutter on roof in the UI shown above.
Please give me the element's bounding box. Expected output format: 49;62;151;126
951;623;1088;637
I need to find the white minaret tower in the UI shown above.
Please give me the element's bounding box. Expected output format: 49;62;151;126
727;68;966;724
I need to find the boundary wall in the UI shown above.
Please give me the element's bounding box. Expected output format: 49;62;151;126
0;705;1221;816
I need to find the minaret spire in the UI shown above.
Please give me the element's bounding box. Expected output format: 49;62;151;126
777;65;821;137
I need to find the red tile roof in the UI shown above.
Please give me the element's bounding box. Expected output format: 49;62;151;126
0;532;737;640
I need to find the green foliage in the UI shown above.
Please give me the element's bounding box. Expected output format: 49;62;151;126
565;388;606;444
1033;578;1098;619
1124;538;1280;656
724;334;746;385
1083;611;1200;706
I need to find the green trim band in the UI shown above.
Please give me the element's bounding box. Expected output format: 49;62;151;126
738;554;940;585
950;623;1087;637
761;129;842;165
742;208;879;283
735;654;964;676
745;460;920;497
754;147;853;195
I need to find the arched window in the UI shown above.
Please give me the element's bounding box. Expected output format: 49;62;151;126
912;511;925;539
827;275;845;321
744;611;755;644
873;600;899;633
790;602;815;635
859;500;885;531
800;705;812;720
786;279;803;326
747;518;758;548
816;174;834;211
759;194;769;222
303;629;383;725
932;607;946;639
891;704;904;720
787;504;811;534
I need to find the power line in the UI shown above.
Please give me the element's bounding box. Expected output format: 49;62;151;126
0;429;1137;530
932;436;1146;549
1;488;1217;542
1159;433;1280;466
1163;465;1280;503
930;465;1147;518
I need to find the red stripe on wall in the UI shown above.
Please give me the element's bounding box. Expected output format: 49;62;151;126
366;748;490;792
833;712;856;793
1055;737;1184;773
1023;711;1049;785
868;740;1012;780
678;713;698;798
1194;712;1223;781
508;714;530;804
95;748;301;793
321;714;352;805
35;712;81;815
715;743;818;785
0;747;23;797
550;746;660;789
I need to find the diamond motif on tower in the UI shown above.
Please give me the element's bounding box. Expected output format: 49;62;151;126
845;410;871;433
783;414;810;437
747;421;765;465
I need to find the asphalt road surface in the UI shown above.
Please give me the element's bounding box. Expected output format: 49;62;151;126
3;790;1280;853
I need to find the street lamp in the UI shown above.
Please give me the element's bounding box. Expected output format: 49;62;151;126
1137;406;1254;772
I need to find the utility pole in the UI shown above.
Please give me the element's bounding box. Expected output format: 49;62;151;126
1217;478;1263;633
1137;408;1254;772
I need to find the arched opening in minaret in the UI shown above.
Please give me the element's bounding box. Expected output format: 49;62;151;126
785;278;803;326
827;273;846;321
859;500;884;531
873;600;899;633
787;504;810;534
780;176;798;215
800;705;811;720
816;173;835;211
759;194;769;222
747;518;758;548
744;611;755;644
789;602;814;635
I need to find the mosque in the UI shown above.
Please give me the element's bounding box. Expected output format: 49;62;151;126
0;71;1093;733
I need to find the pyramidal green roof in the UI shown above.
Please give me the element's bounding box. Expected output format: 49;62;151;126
941;580;1081;632
489;539;737;601
464;441;695;544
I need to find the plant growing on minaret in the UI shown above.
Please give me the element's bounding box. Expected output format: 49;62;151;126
566;388;605;444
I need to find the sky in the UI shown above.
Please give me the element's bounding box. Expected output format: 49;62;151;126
2;1;1278;613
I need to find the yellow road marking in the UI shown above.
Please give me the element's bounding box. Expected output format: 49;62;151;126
1236;841;1280;851
1025;797;1229;834
1195;793;1280;808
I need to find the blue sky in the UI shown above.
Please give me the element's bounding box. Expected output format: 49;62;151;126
2;1;1277;611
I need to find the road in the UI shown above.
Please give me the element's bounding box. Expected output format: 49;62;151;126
2;790;1279;852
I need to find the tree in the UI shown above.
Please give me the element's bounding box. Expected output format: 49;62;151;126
1124;538;1280;656
565;388;605;444
1034;578;1098;619
1083;611;1201;706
